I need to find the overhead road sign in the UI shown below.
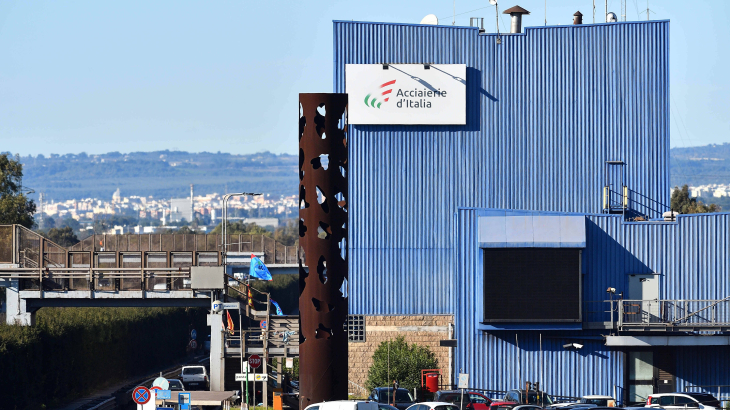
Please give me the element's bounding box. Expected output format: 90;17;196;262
133;386;152;405
346;64;466;125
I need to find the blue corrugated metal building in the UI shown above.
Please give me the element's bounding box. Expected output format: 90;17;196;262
333;16;730;405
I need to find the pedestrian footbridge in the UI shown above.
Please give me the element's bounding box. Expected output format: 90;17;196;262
0;224;299;325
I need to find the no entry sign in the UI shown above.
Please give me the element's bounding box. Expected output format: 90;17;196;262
248;354;262;368
133;386;152;405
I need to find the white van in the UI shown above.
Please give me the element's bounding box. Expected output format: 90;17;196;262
305;400;379;410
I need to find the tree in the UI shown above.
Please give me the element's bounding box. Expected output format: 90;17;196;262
366;336;439;391
670;185;721;214
274;219;298;246
0;154;36;228
210;221;272;235
44;226;80;247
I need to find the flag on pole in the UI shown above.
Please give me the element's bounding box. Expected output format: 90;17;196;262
249;254;273;281
226;310;235;335
271;299;284;316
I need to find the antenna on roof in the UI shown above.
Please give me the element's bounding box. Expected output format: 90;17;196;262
453;0;456;25
489;0;501;44
593;0;595;23
420;14;438;25
640;0;654;21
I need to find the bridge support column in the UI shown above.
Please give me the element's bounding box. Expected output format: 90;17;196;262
208;312;226;391
5;280;36;326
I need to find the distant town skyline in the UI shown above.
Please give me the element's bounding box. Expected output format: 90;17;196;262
2;0;730;156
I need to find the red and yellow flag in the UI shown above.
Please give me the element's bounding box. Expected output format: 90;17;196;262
226;310;235;335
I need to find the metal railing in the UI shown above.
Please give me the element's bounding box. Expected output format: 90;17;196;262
584;299;730;330
601;187;672;221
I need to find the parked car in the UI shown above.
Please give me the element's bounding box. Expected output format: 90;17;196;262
379;404;400;410
179;365;209;390
167;379;185;391
435;391;493;410
513;405;545;410
647;393;721;410
580;397;617;407
369;387;416;410
305;400;379;410
406;402;461;410
504;390;554;407
489;400;518;410
552;396;616;408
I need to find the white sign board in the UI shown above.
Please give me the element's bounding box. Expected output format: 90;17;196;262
235;373;269;381
346;64;466;125
457;373;469;389
222;302;240;310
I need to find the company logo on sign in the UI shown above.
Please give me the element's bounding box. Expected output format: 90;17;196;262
346;64;466;125
364;80;396;109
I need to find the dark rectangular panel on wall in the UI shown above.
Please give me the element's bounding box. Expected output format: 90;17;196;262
483;248;581;322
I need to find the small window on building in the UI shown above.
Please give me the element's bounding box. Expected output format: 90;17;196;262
347;314;366;342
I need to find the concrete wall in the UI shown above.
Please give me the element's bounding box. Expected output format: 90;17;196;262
348;315;453;396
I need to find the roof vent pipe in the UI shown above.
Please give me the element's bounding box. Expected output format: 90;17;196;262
573;11;583;25
503;5;530;33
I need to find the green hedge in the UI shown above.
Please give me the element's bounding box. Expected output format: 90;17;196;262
0;306;206;409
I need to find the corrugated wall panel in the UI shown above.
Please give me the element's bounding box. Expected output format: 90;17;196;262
336;20;670;315
455;208;730;394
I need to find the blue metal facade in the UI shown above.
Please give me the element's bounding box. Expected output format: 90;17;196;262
455;208;730;397
334;19;730;400
335;20;671;315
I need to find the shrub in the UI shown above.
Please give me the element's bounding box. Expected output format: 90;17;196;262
365;336;438;391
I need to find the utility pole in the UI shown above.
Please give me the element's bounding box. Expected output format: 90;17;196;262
593;0;595;23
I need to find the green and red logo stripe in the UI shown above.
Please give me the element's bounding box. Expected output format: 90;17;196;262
365;80;396;109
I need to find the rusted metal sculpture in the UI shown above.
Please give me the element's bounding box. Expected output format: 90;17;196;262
299;93;348;407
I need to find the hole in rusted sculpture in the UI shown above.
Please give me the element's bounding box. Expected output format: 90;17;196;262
317;103;326;116
317;222;331;240
317;255;327;284
339;277;348;298
300;185;309;209
315;323;332;339
299;218;307;237
314;105;326;137
312;297;321;311
338;108;347;130
340;166;346;178
299;103;306;141
328;303;335;312
319;154;329;170
316;186;329;213
339;237;346;260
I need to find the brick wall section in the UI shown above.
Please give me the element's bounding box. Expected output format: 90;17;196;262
348;315;454;396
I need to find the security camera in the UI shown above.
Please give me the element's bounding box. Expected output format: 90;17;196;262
563;342;583;349
606;287;616;294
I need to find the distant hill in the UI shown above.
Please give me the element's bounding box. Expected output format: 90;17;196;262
18;150;297;201
14;144;730;202
670;143;730;187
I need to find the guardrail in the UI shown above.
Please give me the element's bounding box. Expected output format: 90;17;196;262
583;299;730;330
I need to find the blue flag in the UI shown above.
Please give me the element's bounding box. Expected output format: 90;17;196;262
271;299;284;316
249;254;273;281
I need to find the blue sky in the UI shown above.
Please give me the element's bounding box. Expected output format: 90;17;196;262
1;0;728;156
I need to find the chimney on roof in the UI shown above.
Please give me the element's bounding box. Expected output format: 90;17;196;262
573;11;583;25
503;5;530;33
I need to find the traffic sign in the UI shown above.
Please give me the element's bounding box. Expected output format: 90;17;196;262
189;340;198;349
235;373;246;381
152;377;169;390
191;329;197;340
133;386;152;405
248;354;262;368
255;374;268;381
156;390;172;400
222;302;240;310
457;373;469;389
260;320;267;329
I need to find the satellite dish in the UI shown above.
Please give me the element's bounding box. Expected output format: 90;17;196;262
489;0;498;5
606;12;618;22
420;14;438;25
